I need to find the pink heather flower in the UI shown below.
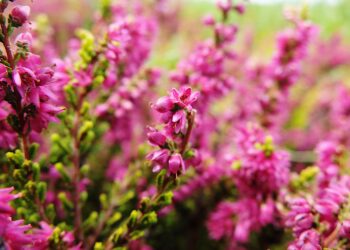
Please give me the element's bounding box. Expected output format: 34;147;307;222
12;53;62;132
168;153;185;174
171;41;236;102
233;124;290;196
259;198;276;225
106;21;130;63
206;199;260;244
129;239;153;250
106;158;128;181
206;201;236;241
154;87;199;117
0;103;17;149
72;66;93;87
32;222;81;250
269;22;317;90
316;141;341;166
152;87;198;136
147;150;187;175
217;0;232;13
31;222;53;249
153;96;174;113
172;42;223;80
328;85;350;146
285;198;314;236
316;141;341;187
315;177;350;223
287;229;322;250
215;23;238;44
0;187;19;215
340;220;350;238
10;5;30;26
15;32;33;47
169;109;187;134
147;130;167;147
106;15;157;79
29;102;62;133
0;120;17;149
0;63;8;86
234;4;245;15
173;165;225;203
147;149;171;172
0;215;32;249
169;87;199;110
202;14;216;26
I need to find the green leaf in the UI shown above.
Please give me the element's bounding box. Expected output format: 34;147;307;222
156;169;167;191
37;182;47;202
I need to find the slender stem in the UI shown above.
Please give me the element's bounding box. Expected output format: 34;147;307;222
324;223;341;247
0;14;14;69
35;196;50;222
1;12;28;159
0;9;52;224
87;206;114;250
22;135;30;159
105;110;194;249
105;176;174;249
180;111;195;154
72;94;84;242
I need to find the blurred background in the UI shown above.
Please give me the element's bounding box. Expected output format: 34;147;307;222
19;0;350;62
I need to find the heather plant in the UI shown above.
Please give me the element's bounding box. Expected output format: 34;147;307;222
1;0;350;250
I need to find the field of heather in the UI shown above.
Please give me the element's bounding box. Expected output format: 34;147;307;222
1;1;350;249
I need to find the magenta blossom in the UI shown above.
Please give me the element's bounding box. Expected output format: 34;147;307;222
206;199;261;245
316;141;342;187
169;87;199;111
10;5;30;26
0;187;19;215
12;53;63;132
315;177;350;223
147;129;167;147
168;153;185;174
147;150;186;174
233;124;290;196
287;229;322;250
31;222;82;249
152;87;198;136
0;215;32;249
0;103;17;149
285;198;314;236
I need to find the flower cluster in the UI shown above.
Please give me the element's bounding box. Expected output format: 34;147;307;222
206;124;290;247
232;124;290;196
207;198;277;247
170;0;242;99
105;14;156;79
147;87;199;175
0;10;61;151
285;140;350;249
0;187;80;249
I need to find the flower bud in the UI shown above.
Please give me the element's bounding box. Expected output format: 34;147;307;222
203;14;215;26
168;153;185;174
147;149;170;166
15;32;33;47
217;0;232;13
234;4;245;15
341;220;350;238
11;5;30;26
147;131;167;146
153;96;174;113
